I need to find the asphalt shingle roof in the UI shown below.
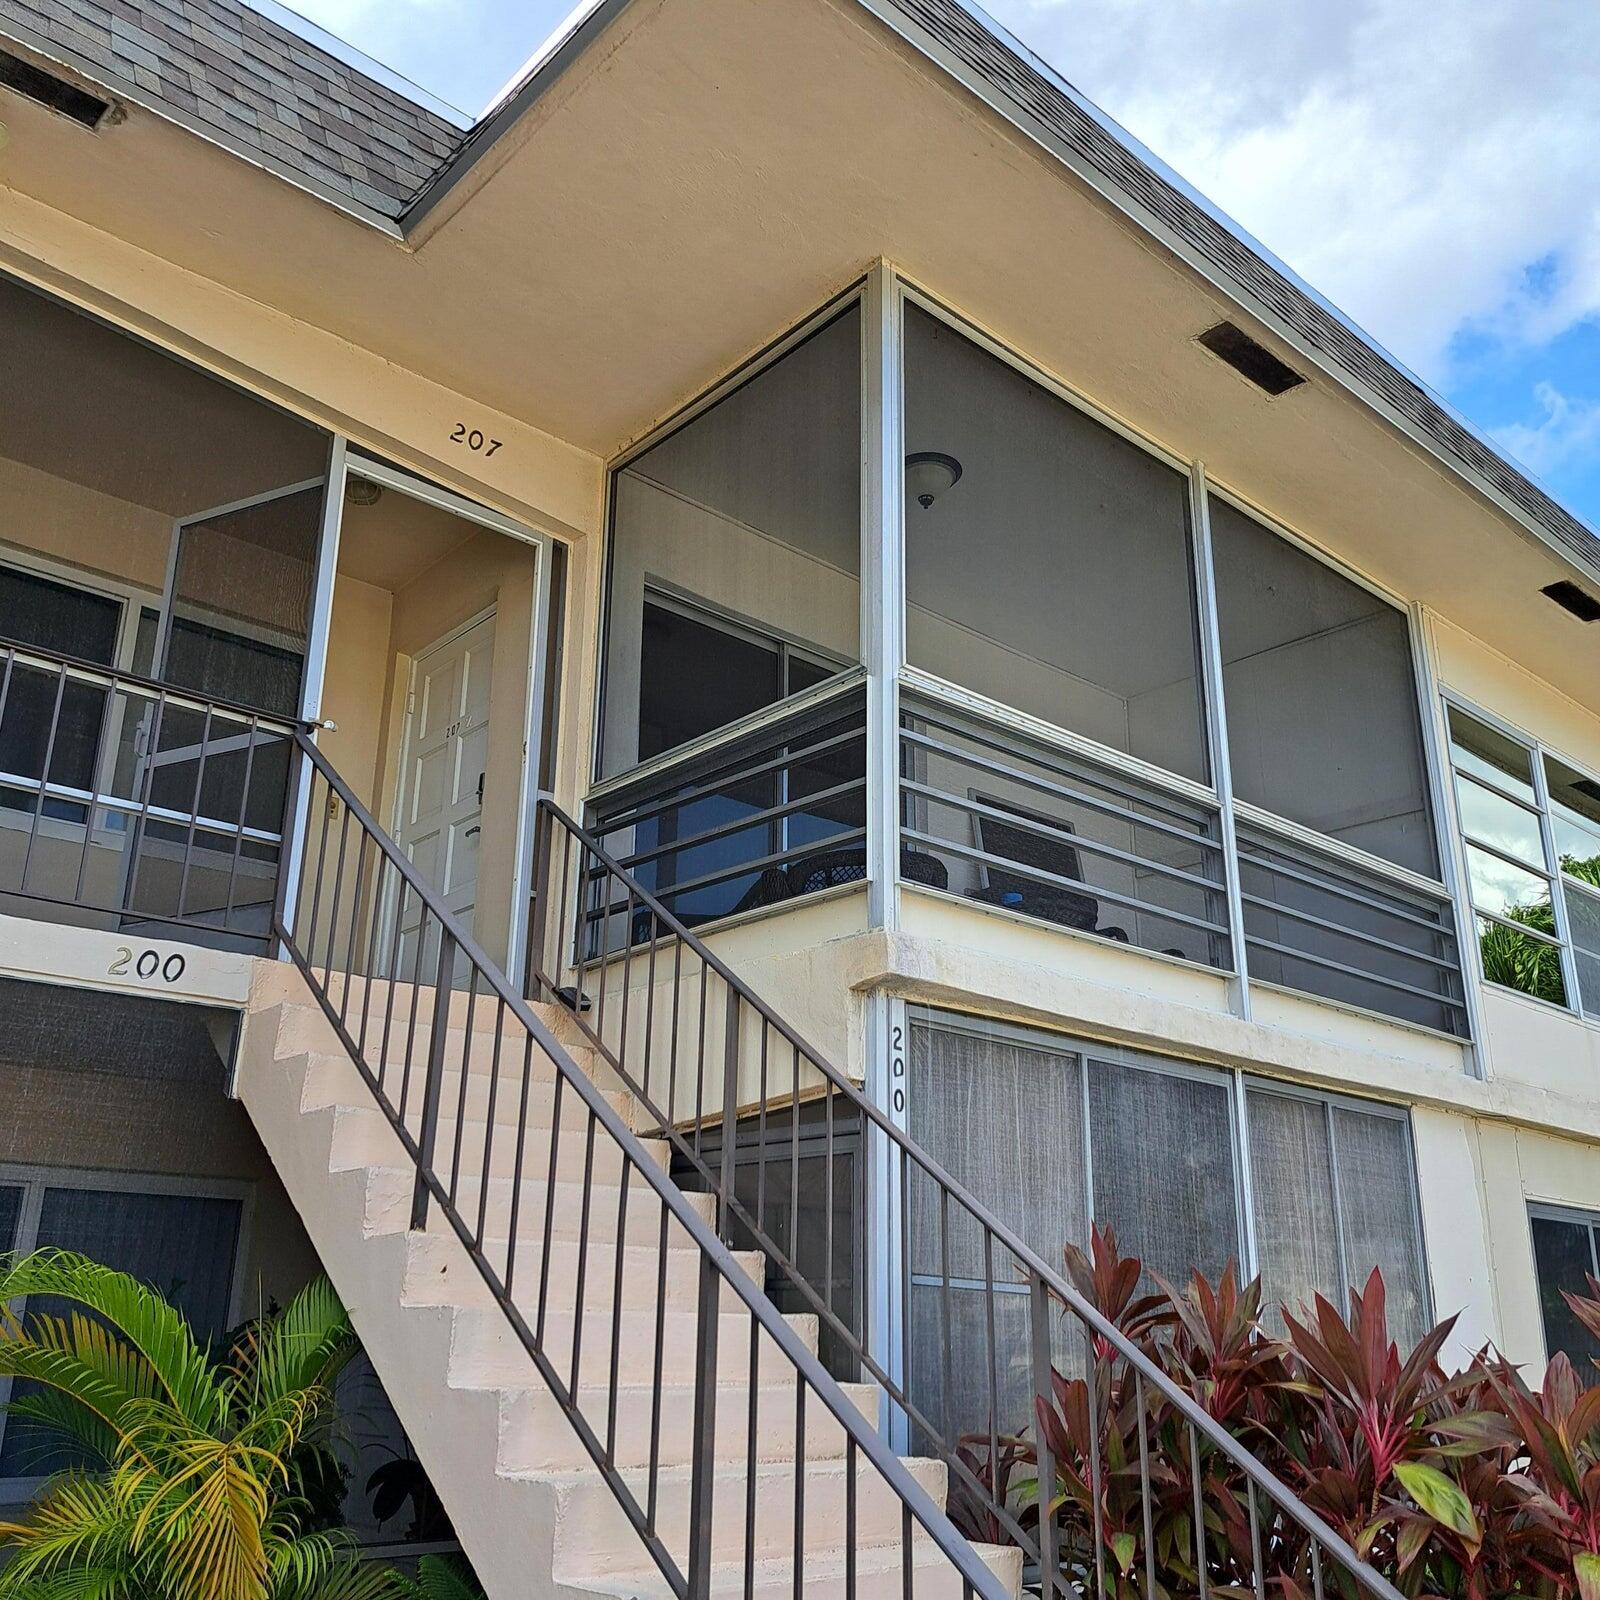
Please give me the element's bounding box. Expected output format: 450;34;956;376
0;0;1594;577
0;0;464;216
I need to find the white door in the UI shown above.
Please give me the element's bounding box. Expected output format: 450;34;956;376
394;613;495;976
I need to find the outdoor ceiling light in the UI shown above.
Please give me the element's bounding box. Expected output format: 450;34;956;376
905;451;963;510
345;476;384;506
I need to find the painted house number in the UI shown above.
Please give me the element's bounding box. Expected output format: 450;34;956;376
450;423;503;456
108;946;187;983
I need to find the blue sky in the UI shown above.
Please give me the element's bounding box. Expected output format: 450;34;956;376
278;0;1600;532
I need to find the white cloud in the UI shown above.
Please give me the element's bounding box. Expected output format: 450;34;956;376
981;0;1600;383
1491;381;1600;478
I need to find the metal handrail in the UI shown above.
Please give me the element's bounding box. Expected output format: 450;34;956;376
274;731;1006;1600
530;795;1408;1600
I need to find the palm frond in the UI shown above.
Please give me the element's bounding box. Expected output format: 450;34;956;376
396;1555;479;1600
228;1281;354;1422
0;1254;225;1433
0;1474;137;1589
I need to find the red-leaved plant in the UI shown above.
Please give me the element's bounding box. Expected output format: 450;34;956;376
949;1225;1600;1600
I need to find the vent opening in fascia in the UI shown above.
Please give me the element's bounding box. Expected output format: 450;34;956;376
1542;579;1600;623
1196;320;1306;396
0;49;110;129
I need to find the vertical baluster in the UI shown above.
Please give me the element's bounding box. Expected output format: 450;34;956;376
398;887;429;1125
789;1041;801;1262
218;716;259;934
685;1254;722;1600
720;992;741;1242
902;1502;914;1600
173;704;215;925
475;1000;506;1246
618;885;636;1083
1136;1371;1155;1600
358;853;388;1065
641;907;660;1112
71;674;116;909
605;1155;630;1463
337;831;369;1023
1248;1480;1265;1600
569;1111;597;1395
693;962;709;1165
122;691;168;922
1085;1322;1107;1600
21;666;68;895
535;1069;564;1347
845;1435;857;1600
1030;1271;1060;1598
793;1383;805;1600
1310;1539;1324;1600
744;1314;759;1600
647;1199;670;1530
504;1033;536;1300
665;936;684;1131
939;1187;954;1450
983;1231;1000;1520
1190;1421;1208;1600
824;1083;836;1334
448;970;480;1205
320;804;350;987
410;922;456;1231
756;1022;770;1244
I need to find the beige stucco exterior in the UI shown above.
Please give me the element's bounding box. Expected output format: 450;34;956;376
3;0;1600;1401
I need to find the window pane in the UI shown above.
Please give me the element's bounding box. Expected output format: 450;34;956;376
1088;1058;1240;1288
1478;915;1568;1006
0;1185;20;1251
1564;878;1600;1018
637;600;780;763
600;305;861;777
0;566;121;664
1448;706;1535;804
1454;775;1546;868
1330;1107;1428;1348
1210;497;1436;876
903;305;1207;783
1465;844;1554;923
1247;1090;1342;1329
0;1187;241;1479
908;1018;1086;1280
1546;755;1600;876
1531;1213;1600;1369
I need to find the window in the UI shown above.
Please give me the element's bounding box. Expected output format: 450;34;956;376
905;1009;1431;1441
1446;703;1600;1017
0;1169;244;1487
1530;1207;1600;1369
599;302;862;779
903;303;1208;784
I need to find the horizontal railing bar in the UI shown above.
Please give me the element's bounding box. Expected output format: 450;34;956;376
0;774;283;844
1232;797;1451;900
581;828;868;920
586;668;867;810
900;722;1219;849
0;637;308;730
0;885;271;938
1235;836;1456;931
902;826;1232;942
605;777;867;874
282;744;1007;1600
535;797;1409;1600
904;779;1223;895
1237;891;1462;972
1244;931;1467;1011
592;721;866;838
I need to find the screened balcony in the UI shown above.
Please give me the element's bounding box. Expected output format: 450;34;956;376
589;273;1472;1043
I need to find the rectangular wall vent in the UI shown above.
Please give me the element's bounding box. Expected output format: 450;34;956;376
1542;579;1600;622
1196;320;1306;396
0;48;110;129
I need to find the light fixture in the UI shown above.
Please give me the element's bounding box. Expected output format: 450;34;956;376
905;451;962;510
345;476;383;507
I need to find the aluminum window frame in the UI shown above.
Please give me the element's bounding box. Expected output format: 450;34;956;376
1440;691;1598;1021
1527;1201;1600;1366
901;1002;1433;1323
0;1162;254;1502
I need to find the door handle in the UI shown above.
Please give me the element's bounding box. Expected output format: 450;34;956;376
464;826;481;839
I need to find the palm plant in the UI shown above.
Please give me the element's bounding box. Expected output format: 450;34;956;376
0;1248;395;1600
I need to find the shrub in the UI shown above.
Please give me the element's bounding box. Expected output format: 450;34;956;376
951;1226;1600;1600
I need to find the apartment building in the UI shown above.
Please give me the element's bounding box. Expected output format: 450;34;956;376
0;0;1598;1592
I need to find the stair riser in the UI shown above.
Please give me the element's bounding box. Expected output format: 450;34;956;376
404;1231;765;1315
362;1166;717;1247
323;975;586;1038
326;1105;666;1186
500;1382;878;1473
553;1458;948;1575
449;1305;820;1393
297;1051;635;1133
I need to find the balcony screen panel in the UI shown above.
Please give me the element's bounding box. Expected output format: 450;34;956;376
900;697;1232;970
163;486;322;718
1531;1213;1600;1369
1209;496;1436;877
637;600;781;763
1565;879;1600;1017
600;304;861;778
1087;1057;1241;1290
1237;823;1468;1037
903;304;1207;783
1246;1089;1343;1329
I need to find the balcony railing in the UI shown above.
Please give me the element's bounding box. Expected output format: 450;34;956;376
0;638;300;949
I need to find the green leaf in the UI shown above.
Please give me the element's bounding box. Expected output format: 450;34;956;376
1392;1461;1481;1549
1110;1533;1137;1574
1576;1551;1600;1600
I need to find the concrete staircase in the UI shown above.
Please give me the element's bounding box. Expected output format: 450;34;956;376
236;960;1023;1600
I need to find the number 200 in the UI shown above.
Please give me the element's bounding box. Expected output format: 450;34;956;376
108;946;186;983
